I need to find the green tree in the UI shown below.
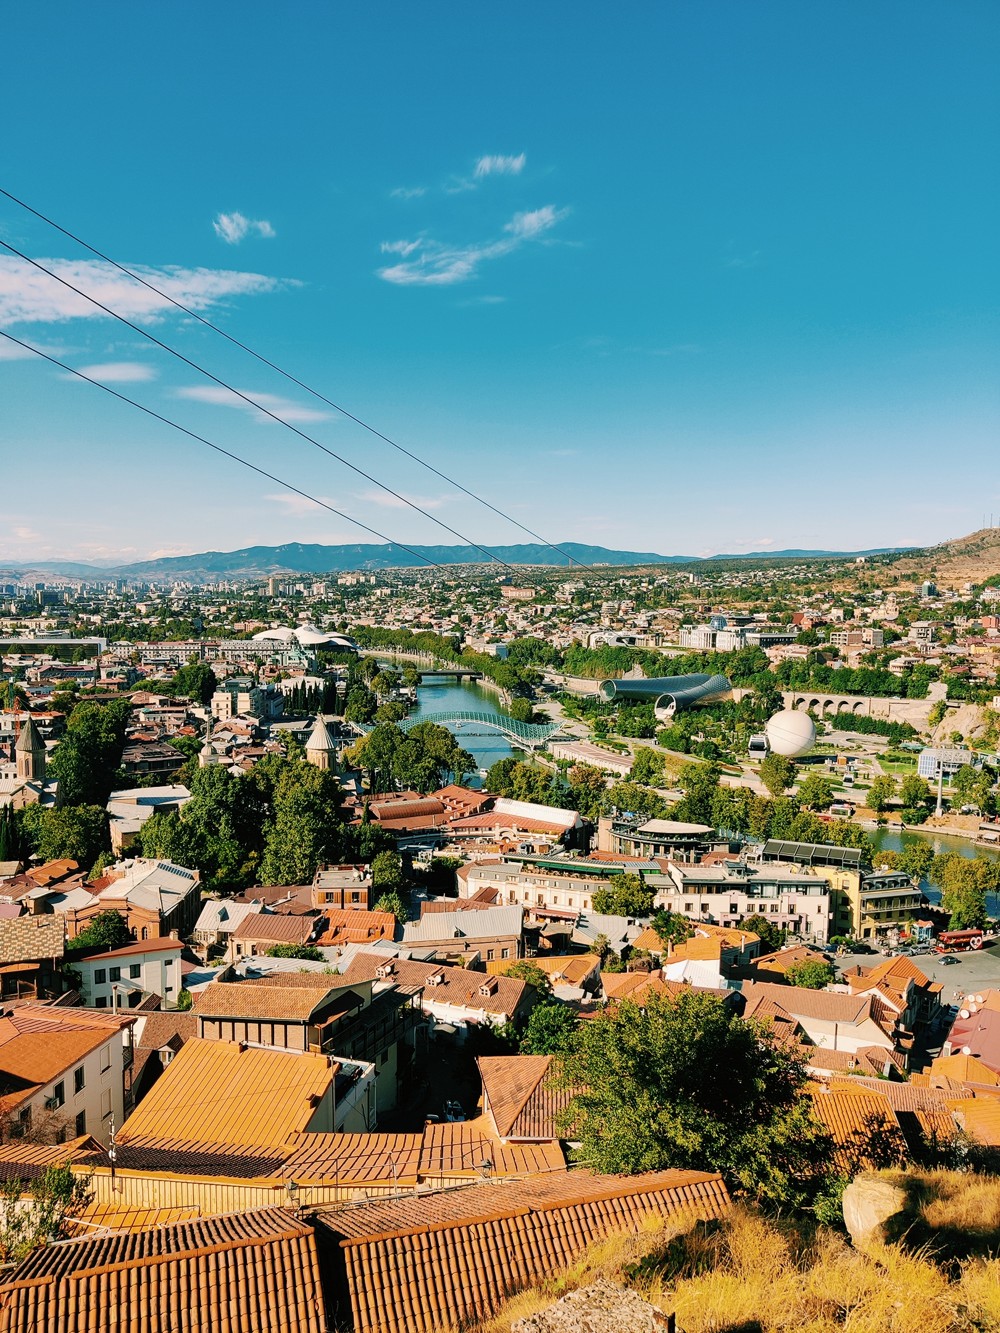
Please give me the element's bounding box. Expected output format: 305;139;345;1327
591;873;654;918
671;762;721;824
738;913;785;953
373;890;408;924
760;754;794;798
897;842;934;881
0;1165;91;1263
630;747;665;786
899;775;933;814
650;909;694;947
927;698;948;727
508;698;534;724
558;990;830;1208
259;760;344;886
69;909;130;953
797;774;835;811
371;849;403;891
607;780;668;822
867;774;896;813
504;961;553;995
17;804;109;868
786;959;836;989
170;661;217;705
49;699;131;806
520;1001;578;1055
265;943;325;961
567;764;607;821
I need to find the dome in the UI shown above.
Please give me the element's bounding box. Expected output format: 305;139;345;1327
252;627;296;643
764;709;816;758
294;625;332;646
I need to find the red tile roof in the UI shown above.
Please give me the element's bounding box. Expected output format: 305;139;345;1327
0;1207;325;1333
230;912;317;946
478;1054;575;1140
318;1169;730;1333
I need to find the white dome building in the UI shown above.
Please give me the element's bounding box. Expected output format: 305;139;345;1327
764;709;816;759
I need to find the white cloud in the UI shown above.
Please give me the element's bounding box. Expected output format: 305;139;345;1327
175;384;332;424
356;489;451;510
74;361;157;383
378;205;568;287
474;153;526;178
0;257;283;326
390;186;427;200
380;239;422;257
264;491;337;516
213;212;276;244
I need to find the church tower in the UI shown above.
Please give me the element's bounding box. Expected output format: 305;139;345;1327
305;715;338;773
15;716;46;781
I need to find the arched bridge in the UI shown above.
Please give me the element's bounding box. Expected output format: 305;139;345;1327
356;711;563;749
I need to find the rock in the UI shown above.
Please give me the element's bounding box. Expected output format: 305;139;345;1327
842;1176;909;1247
511;1280;672;1333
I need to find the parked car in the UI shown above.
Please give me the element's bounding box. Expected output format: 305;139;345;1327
443;1101;466;1122
939;955;958;965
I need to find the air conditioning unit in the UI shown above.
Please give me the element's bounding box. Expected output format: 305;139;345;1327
44;1096;60;1111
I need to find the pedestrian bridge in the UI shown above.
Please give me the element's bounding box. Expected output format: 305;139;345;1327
358;711;562;748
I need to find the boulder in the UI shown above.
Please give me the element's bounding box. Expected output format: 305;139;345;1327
842;1176;909;1247
512;1279;673;1333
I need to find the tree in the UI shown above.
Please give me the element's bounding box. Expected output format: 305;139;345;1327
738;913;785;954
259;760;344;886
899;775;933;815
671;762;721;825
558;990;830;1208
69;909;130;953
932;853;1000;929
49;699;131;806
520;1001;578;1055
265;944;325;961
591;873;654;918
567;764;607;821
0;1165;91;1263
867;775;896;813
786;959;836;989
760;754;794;798
897;842;934;881
371;850;403;892
373;891;408;924
650;909;694;947
503;961;553;995
508;698;534;724
630;747;665;787
0;805;19;862
797;774;835;811
607;780;668;822
17;804;109;868
928;698;948;727
170;661;217;705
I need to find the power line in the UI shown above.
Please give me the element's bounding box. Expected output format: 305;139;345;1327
0;185;591;570
0;239;515;571
0;330;446;569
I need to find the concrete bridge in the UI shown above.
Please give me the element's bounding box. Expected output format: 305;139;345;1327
782;690;933;728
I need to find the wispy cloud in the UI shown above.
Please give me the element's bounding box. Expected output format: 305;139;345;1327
74;361;158;383
264;491;337;516
724;250;762;270
390;186;427;201
457;294;508;307
474;153;526;178
356;489;452;510
176;384;331;424
213;212;276;244
380;239;423;258
378;205;568;287
0;257;283;325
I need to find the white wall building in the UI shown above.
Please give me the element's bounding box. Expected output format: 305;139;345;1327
75;938;185;1009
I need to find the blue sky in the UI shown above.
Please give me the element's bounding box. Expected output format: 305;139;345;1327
2;2;998;566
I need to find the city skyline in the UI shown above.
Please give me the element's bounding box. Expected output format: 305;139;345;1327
2;2;998;564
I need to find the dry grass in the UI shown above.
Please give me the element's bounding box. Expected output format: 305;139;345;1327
473;1171;1000;1333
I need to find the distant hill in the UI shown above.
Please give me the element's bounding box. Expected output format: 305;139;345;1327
0;538;923;583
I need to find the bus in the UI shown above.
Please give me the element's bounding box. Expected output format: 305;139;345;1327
934;929;985;953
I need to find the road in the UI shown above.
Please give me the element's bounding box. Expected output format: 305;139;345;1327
836;943;1000;1006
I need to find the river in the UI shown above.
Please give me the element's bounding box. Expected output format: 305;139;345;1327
869;827;1000;914
406;673;517;783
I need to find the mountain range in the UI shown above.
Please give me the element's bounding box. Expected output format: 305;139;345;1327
0;540;916;583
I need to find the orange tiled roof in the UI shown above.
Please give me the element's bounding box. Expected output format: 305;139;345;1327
117;1038;334;1154
930;1053;1000;1086
0;1207;325;1333
808;1082;905;1173
230;912;317;945
195;978;361;1022
318;1169;730;1333
478;1054;576;1140
315;908;396;948
486;954;599;986
339;952;530;1017
953;1097;1000;1146
0;1008;132;1116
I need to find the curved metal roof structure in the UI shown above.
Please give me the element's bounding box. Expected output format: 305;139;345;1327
597;673;732;717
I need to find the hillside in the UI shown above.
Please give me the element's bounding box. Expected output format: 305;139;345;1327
892;527;1000;590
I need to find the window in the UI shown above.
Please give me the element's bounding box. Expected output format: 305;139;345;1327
51;1082;65;1108
10;1108;30;1139
129;964;141;979
94;968;107;985
74;1066;85;1094
100;1045;111;1072
95;996;108;1009
486;950;494;961
501;948;510;959
683;902;693;913
75;1111;86;1137
351;891;360;903
101;1089;112;1119
109;966;121;982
